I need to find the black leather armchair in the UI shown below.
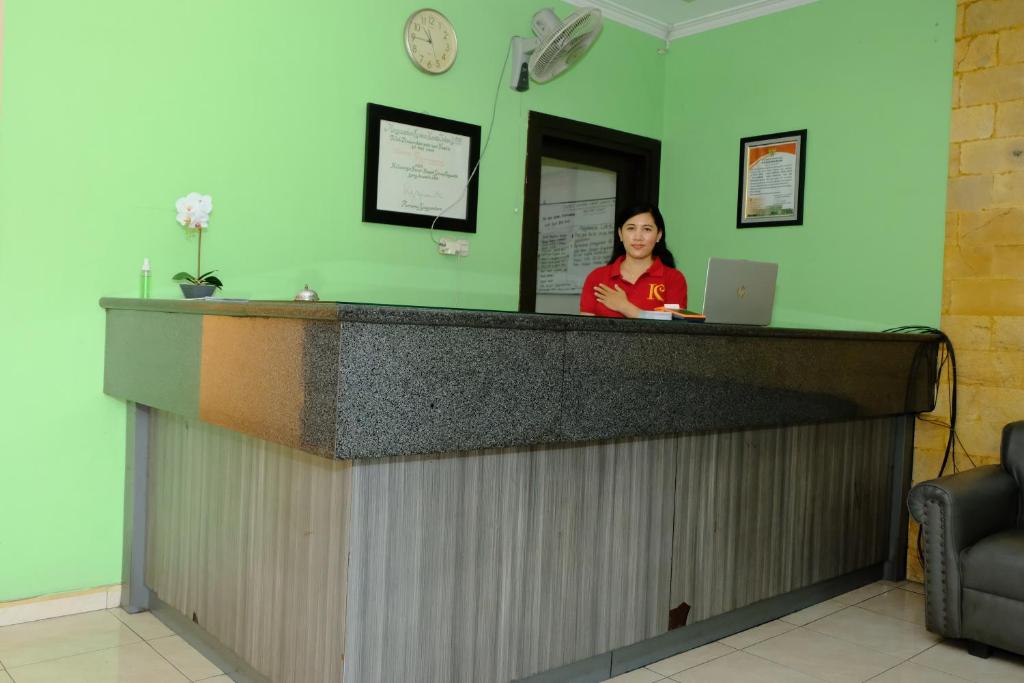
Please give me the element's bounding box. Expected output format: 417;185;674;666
908;421;1024;658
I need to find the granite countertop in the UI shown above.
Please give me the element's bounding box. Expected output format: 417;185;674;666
101;298;940;458
98;298;936;343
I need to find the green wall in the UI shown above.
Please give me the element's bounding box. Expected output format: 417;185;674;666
0;0;953;603
0;1;664;602
660;0;954;330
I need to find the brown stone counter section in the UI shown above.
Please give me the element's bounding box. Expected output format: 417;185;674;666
199;316;306;450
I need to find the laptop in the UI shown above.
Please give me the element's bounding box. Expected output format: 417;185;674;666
701;258;778;325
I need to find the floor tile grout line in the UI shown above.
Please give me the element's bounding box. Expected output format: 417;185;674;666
741;648;833;682
862;660;905;681
855;606;930;628
796;615;943;663
740;627;901;682
643;643;735;678
861;643;927;683
0;605;114;632
805;604;934;637
780;604;849;628
1;639;144;674
146;637;201;682
624;584;933;683
109;610;168;644
0;611;144;671
790;623;919;661
836;585;897;607
3;639;196;683
0;608;129;641
747;621;1024;683
107;606;180;641
795;588;938;651
852;590;931;628
864;643;974;683
910;642;988;683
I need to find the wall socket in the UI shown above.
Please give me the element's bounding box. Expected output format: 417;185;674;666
438;238;470;256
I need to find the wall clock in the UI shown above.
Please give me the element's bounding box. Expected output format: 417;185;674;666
404;9;458;75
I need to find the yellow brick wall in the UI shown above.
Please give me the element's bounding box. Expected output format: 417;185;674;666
907;0;1024;582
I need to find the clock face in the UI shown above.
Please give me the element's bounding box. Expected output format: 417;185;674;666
404;9;457;75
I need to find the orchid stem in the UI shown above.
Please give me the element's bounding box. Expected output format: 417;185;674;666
197;227;202;281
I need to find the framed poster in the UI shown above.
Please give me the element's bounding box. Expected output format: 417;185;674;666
737;129;807;228
363;103;481;233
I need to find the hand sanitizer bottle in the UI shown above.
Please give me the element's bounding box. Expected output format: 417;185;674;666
140;258;152;299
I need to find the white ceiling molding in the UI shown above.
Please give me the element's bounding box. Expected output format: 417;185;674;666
565;0;671;40
667;0;819;40
564;0;819;42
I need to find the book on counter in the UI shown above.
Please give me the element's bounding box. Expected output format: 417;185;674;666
657;304;706;322
637;309;673;321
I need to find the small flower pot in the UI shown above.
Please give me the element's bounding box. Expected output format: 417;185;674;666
179;284;217;299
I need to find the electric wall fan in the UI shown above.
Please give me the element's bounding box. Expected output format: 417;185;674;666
510;8;603;91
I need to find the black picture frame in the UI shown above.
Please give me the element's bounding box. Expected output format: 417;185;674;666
362;103;481;233
736;129;807;228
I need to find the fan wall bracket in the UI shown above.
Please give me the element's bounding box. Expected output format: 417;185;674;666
510;36;540;91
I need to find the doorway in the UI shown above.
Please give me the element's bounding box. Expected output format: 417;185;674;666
519;112;662;314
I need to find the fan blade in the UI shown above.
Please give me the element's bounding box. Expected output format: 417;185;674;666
529;9;602;83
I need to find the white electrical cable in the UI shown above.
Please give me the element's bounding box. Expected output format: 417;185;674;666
429;38;514;246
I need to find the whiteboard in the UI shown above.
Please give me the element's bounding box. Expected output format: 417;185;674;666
536;160;616;295
375;120;471;219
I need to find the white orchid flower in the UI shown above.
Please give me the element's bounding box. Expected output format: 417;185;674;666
175;192;213;229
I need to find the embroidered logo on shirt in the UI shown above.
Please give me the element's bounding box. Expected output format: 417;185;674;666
647;284;666;302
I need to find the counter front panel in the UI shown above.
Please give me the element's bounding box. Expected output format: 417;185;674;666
101;299;938;459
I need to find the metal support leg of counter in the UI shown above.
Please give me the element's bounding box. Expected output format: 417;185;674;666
121;408;915;683
121;402;151;614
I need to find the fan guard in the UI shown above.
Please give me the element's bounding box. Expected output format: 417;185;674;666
529;9;603;83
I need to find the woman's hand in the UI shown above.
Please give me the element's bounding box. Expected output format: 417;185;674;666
593;283;641;318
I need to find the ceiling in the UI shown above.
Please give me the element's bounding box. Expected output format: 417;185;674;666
564;0;818;41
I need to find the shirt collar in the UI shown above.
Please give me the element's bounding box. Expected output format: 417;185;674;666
610;255;663;280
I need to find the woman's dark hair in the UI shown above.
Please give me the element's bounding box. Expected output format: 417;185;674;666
608;202;676;268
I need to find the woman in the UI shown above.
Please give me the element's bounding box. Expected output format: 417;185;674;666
579;203;687;318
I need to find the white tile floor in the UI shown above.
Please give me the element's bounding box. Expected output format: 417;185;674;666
604;581;1024;683
0;582;1021;682
0;608;226;682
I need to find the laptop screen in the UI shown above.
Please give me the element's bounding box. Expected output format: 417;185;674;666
702;258;779;325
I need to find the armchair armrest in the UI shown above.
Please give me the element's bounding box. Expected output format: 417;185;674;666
908;465;1018;638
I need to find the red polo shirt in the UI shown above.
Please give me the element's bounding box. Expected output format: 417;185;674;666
579;256;687;318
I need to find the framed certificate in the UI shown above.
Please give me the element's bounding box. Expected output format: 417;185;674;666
737;129;807;228
363;103;481;233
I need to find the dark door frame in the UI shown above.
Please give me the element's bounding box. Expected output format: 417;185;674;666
519;111;662;312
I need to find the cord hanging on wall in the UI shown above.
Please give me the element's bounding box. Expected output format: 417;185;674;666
884;324;975;572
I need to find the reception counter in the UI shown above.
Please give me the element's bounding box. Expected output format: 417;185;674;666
101;298;938;683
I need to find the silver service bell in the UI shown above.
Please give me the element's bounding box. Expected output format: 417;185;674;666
294;284;320;302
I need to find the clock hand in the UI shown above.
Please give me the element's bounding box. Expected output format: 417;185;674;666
423;29;437;56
